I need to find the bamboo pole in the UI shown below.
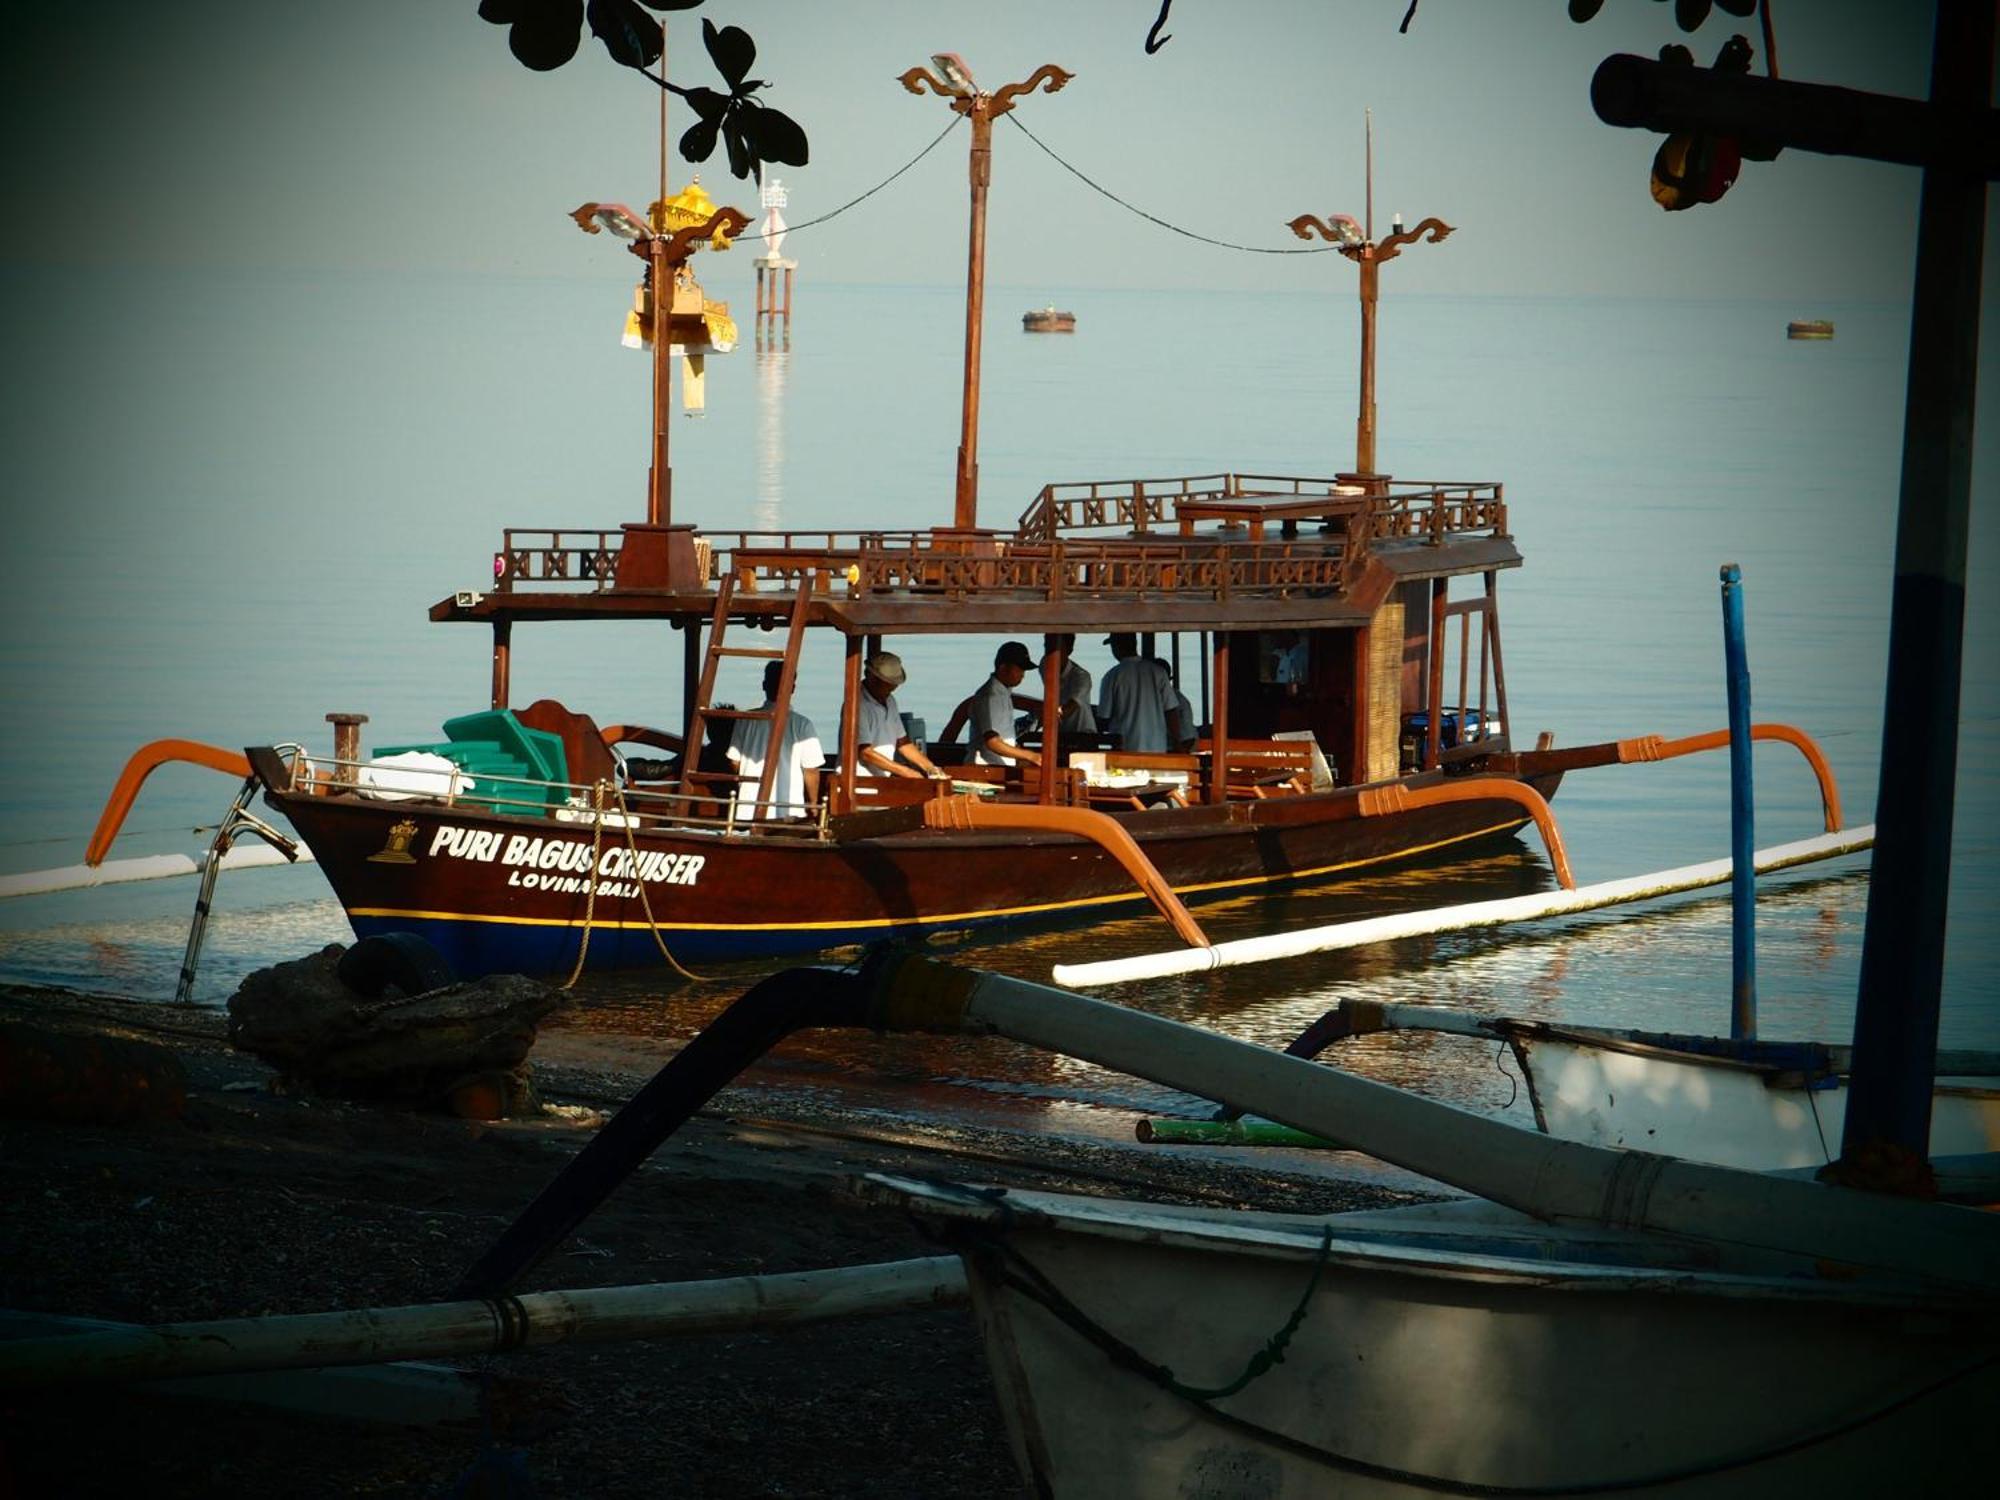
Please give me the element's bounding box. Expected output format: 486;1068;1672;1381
0;844;316;900
1;1257;968;1391
866;953;2000;1289
1050;826;1875;988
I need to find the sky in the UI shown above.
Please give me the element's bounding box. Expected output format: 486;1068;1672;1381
0;1;1974;300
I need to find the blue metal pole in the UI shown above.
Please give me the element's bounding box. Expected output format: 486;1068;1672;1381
1720;563;1756;1041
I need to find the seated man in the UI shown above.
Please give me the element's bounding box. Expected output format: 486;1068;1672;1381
726;661;825;820
858;651;947;779
1096;632;1176;753
969;641;1043;767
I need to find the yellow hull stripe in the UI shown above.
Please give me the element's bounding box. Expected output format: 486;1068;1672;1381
346;818;1527;934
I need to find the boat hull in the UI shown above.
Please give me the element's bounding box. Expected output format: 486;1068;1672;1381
264;772;1560;976
1516;1030;2000;1169
875;1181;1998;1498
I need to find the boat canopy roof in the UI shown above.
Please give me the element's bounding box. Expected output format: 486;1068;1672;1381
433;471;1518;632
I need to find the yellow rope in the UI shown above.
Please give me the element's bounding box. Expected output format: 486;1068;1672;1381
559;780;613;991
612;781;713;984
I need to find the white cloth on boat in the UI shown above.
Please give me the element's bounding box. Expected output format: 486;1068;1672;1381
726;701;825;819
1097;657;1176;754
356;751;472;802
858;688;906;775
970;673;1021;765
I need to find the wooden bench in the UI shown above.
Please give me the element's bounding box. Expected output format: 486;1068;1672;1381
1193;739;1317;798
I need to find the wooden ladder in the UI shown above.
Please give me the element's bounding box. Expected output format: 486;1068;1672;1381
680;572;816;819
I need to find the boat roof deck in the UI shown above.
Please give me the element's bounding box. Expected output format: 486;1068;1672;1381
433;472;1517;631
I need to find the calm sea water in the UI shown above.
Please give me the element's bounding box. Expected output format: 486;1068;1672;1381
1;266;1994;1138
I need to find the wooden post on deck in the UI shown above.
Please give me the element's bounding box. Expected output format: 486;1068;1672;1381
1426;579;1448;770
839;636;863;816
1207;634;1232;805
490;621;511;710
1039;649;1061;805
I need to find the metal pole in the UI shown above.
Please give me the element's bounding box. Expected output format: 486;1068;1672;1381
954;102;992;529
1357;254;1379;475
1841;0;1993;1189
647;236;671;525
1720;563;1756;1041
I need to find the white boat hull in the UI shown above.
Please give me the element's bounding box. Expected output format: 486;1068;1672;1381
1518;1032;2000;1171
873;1181;1998;1498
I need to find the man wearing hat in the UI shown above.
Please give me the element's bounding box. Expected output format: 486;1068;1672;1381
969;641;1043;766
858;651;947;779
1096;632;1176;753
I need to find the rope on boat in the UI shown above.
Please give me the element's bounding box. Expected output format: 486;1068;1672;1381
1004;114;1347;256
561;780;712;989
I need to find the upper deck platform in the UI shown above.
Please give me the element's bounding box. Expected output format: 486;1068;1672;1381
432;472;1515;631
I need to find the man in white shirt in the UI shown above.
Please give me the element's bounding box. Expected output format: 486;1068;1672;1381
1096;633;1176;753
1150;656;1198;751
857;651;947;779
970;641;1042;766
727;661;826;820
1039;632;1097;733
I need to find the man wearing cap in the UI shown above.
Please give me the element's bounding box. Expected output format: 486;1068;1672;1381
1096;632;1176;753
858;651;947;779
970;641;1042;766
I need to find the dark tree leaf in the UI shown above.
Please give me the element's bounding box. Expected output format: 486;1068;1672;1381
638;0;706;9
1566;0;1605;21
587;0;661;69
1715;0;1758;14
702;18;756;89
507;0;585;72
721;116;753;180
1675;0;1713;31
682;85;730;123
679;115;721;163
478;0;525;21
742;103;808;168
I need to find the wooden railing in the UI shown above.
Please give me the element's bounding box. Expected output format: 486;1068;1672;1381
489;476;1507;600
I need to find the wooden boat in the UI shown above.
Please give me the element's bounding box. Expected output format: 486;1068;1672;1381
204;471;1563;977
1022;304;1076;332
1788;318;1836;338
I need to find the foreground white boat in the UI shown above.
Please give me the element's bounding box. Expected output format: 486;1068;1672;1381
864;1176;1996;1497
1287;1001;2000;1171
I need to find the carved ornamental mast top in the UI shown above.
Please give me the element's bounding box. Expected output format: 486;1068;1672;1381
1287;111;1452;478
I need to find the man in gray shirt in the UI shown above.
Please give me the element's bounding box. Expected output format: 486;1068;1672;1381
1096;633;1176;753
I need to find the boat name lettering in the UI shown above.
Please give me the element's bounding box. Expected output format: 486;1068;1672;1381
425;826;704;886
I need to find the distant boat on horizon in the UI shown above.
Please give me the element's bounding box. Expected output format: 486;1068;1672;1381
1023;305;1076;333
1788;319;1835;339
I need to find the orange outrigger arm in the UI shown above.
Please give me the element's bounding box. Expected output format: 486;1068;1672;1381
921;797;1211;950
1504;723;1843;834
84;739;254;867
1356;777;1577;891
